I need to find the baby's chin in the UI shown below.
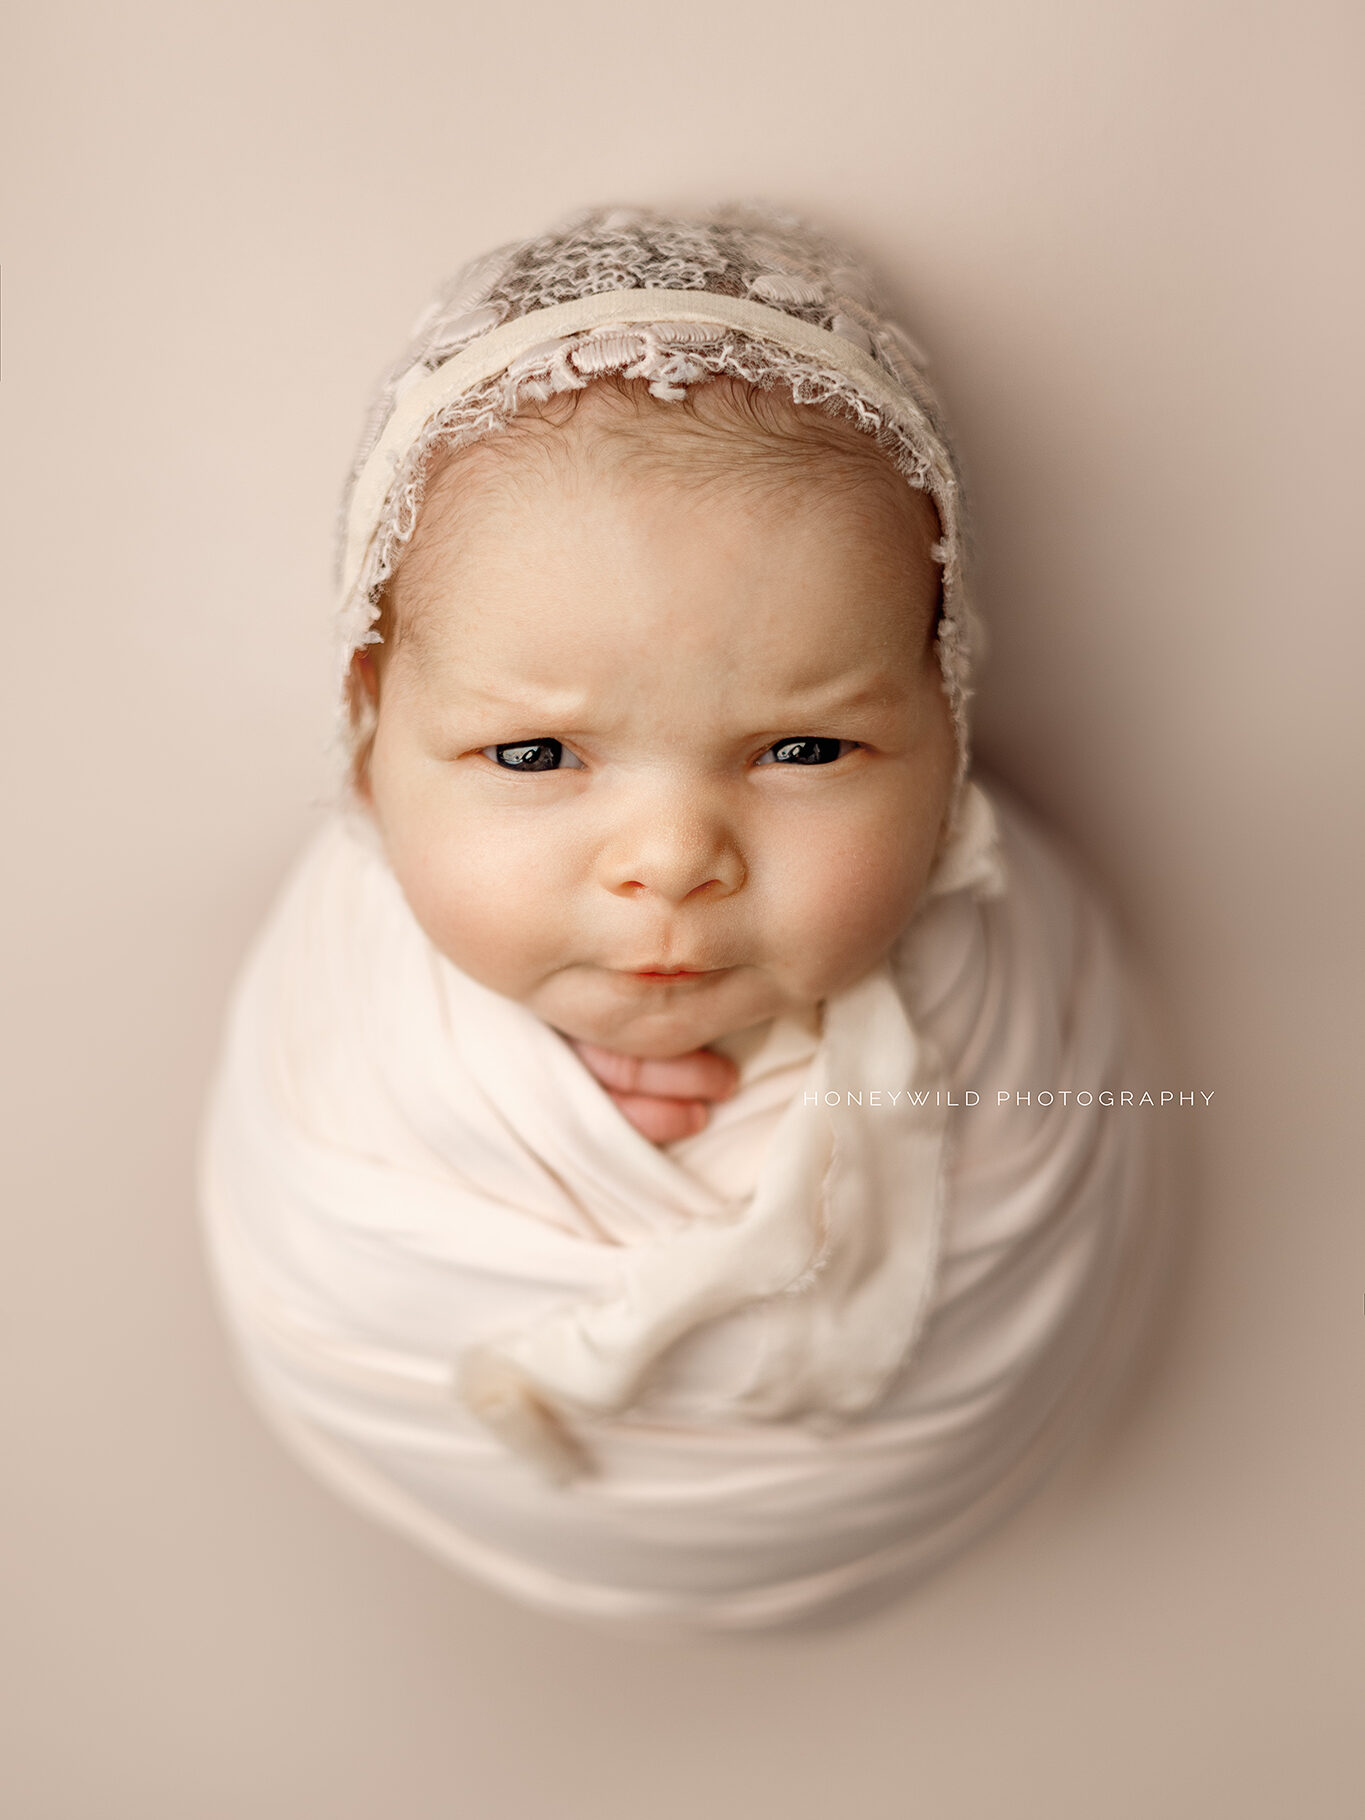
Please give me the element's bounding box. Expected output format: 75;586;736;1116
530;966;805;1060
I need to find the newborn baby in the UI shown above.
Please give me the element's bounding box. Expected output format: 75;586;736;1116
352;371;953;1147
199;204;1173;1629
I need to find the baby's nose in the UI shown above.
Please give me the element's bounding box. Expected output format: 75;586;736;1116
598;795;746;905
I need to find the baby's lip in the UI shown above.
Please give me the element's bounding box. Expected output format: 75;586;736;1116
615;964;724;978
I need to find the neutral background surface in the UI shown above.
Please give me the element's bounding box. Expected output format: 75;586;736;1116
4;3;1361;1814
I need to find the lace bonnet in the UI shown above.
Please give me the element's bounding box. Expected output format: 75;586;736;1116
333;202;984;820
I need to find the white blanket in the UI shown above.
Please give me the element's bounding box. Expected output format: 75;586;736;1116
198;779;1172;1628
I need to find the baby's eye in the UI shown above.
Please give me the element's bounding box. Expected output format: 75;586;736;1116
482;739;584;772
755;737;857;766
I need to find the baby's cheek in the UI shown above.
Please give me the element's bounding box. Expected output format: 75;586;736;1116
391;817;564;998
777;810;932;989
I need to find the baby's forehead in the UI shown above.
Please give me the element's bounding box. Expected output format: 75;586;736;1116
375;377;944;679
412;376;939;550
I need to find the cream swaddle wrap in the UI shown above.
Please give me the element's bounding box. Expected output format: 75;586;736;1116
198;205;1174;1627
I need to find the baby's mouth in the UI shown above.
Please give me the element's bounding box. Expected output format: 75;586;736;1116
614;964;726;984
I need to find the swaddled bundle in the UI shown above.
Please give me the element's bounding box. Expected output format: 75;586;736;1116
198;204;1174;1628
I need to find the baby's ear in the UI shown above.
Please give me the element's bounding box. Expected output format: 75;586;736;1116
344;650;381;809
352;646;380;707
354;751;376;808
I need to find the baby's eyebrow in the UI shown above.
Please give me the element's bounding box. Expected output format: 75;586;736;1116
458;680;596;722
760;671;912;715
452;669;911;727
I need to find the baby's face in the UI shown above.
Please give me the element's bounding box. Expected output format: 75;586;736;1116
360;410;955;1060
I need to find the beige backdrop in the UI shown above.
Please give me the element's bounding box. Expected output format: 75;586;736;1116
3;2;1361;1814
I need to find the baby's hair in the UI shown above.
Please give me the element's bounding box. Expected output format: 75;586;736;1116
347;373;943;795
